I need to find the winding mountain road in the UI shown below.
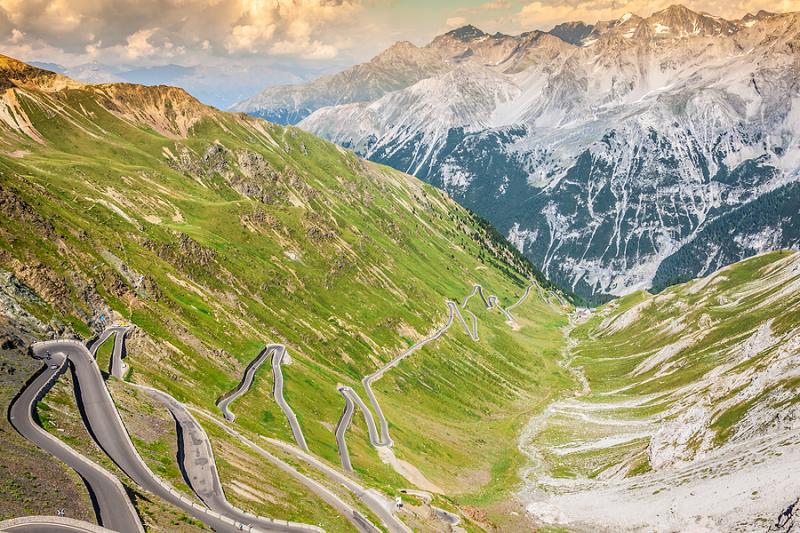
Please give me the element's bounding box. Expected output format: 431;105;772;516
0;516;118;532
362;301;457;447
7;347;144;533
142;386;317;533
335;387;355;472
217;347;271;422
192;409;384;533
466;310;478;340
87;325;129;378
95;327;408;533
488;295;516;322
262;436;411;533
30;340;298;533
92;329;323;532
452;303;479;341
9;279;541;532
461;284;490;309
217;345;308;451
505;282;536;319
335;281;539;472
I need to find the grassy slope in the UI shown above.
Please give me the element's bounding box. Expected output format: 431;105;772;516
0;59;570;528
0;349;95;522
531;250;800;480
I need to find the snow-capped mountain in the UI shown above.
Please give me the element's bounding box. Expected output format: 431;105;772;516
241;5;800;301
230;41;451;124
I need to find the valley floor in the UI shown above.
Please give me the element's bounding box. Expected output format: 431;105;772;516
518;251;800;532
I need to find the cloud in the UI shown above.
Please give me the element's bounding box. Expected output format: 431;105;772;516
446;16;468;27
9;27;23;43
481;1;512;9
125;28;157;59
0;0;362;65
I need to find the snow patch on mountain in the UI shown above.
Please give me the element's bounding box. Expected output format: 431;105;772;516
259;7;800;299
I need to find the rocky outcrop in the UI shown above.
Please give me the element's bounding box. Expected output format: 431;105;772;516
169;142;286;205
95;83;214;138
770;498;799;532
0;185;56;239
0;54;81;92
143;232;217;280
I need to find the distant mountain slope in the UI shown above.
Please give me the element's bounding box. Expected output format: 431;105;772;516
231;41;451;123
28;60;306;109
523;250;800;530
0;54;569;531
250;5;800;302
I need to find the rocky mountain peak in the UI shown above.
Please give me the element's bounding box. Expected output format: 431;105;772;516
371;40;423;63
445;24;489;41
0;54;82;92
92;83;214;138
548;21;595;45
742;10;776;23
644;4;735;37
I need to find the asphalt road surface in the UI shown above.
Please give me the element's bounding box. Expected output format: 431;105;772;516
264;437;412;533
337;281;537;464
9;344;143;533
32;340;295;533
461;284;490;309
87;325;129;377
337;386;384;448
362;301;457;447
488;295;516;322
505;281;537;318
193;409;378;533
0;516;118;532
452;302;479;341
217;345;308;451
334;386;355;472
143;386;315;532
217;347;271;422
270;345;308;451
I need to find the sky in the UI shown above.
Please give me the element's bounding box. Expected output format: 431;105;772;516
2;0;799;107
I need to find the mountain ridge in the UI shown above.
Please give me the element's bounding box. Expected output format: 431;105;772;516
0;53;575;531
239;5;800;302
2;51;800;533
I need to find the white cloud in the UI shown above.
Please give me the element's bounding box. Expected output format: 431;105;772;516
0;0;362;64
481;1;512;9
446;16;468;27
271;39;338;59
125;28;156;59
9;27;23;43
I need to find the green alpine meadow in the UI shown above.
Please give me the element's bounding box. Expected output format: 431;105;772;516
1;3;799;530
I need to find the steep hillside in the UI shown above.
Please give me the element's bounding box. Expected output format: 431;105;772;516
522;250;800;531
244;6;800;303
0;56;570;530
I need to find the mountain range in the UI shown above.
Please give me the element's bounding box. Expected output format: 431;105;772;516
0;53;566;531
1;49;800;532
28;60;313;110
235;5;800;302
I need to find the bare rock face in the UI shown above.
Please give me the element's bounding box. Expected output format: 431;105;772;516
10;260;69;313
770;498;799;532
203;142;233;178
0;185;56;239
0;269;49;341
275;7;800;301
236;149;275;181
